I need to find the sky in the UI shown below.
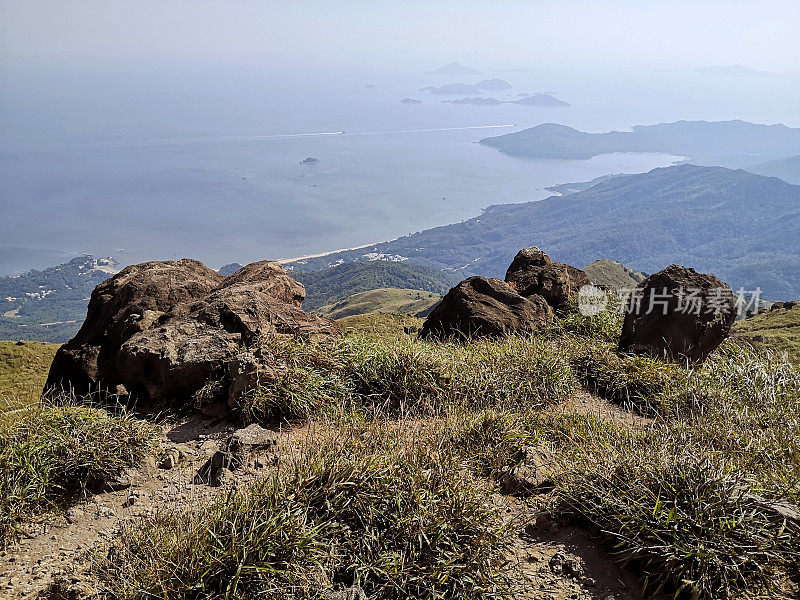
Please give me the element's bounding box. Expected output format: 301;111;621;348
2;0;799;73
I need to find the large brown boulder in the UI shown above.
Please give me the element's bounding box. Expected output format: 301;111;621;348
419;276;552;339
618;264;736;364
45;259;224;396
44;259;335;408
505;247;590;310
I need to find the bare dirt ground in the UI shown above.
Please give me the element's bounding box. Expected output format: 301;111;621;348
0;393;656;600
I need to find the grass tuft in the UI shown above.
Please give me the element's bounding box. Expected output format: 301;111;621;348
95;425;511;600
0;401;158;546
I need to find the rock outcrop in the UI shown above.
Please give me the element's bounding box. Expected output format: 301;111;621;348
44;259;335;409
419;276;552;339
618;264;736;363
505;247;590;310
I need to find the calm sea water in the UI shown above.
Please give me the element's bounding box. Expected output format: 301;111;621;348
2;61;797;274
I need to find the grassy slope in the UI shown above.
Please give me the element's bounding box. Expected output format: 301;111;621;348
733;305;800;362
316;288;441;320
0;342;158;546
0;340;59;414
97;311;799;599
582;259;646;289
292;261;459;312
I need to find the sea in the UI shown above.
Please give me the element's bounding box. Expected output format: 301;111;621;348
2;58;797;274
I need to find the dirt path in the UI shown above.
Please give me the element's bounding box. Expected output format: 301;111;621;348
1;393;654;599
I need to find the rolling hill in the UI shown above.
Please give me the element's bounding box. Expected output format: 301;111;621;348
733;303;800;362
582;259;646;289
288;261;459;312
289;165;800;299
0;256;118;343
316;288;441;320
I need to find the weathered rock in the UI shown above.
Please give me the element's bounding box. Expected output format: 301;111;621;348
419;276;552;339
195;424;279;486
322;587;368;600
217;260;305;307
228;351;272;409
505;247;590;310
115;283;334;405
45;259;223;397
498;445;559;495
44;259;336;410
618;264;736;364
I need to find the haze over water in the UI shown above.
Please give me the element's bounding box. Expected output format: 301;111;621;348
2;5;798;275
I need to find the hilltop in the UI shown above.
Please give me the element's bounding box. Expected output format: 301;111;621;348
745;155;800;185
316;288;441;320
734;303;800;362
426;61;482;75
285;165;800;299
479;120;800;167
291;260;460;311
582;259;646;289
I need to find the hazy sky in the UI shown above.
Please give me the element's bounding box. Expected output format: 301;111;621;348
2;0;799;73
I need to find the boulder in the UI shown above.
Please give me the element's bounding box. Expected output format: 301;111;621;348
618;264;736;364
505;247;590;310
45;259;224;396
217;260;305;307
498;445;560;495
195;424;280;486
419;276;552;339
44;259;335;409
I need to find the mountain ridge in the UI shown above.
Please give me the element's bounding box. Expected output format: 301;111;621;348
288;164;800;299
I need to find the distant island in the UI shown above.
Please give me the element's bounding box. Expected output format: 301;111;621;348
511;94;570;107
450;97;503;105
479;120;800;167
475;79;511;90
426;62;483;75
446;93;569;107
300;157;319;165
400;98;422;104
421;79;512;95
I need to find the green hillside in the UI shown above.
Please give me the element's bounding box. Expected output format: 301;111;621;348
583;259;646;289
317;288;441;320
290;165;800;299
0;256;117;343
0;340;59;414
292;261;459;311
734;304;800;362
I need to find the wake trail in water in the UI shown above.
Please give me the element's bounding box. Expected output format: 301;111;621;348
56;124;517;150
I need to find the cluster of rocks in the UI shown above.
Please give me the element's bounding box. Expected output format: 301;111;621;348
420;247;736;364
420;247;588;339
45;248;738;410
44;259;336;411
